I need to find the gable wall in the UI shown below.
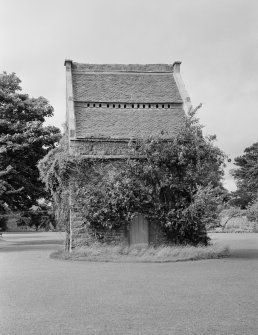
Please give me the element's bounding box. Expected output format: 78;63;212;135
65;61;192;249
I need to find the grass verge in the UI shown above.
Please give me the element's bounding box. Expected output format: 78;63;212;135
210;217;258;233
50;243;230;263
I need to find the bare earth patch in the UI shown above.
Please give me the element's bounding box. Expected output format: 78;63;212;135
51;243;229;262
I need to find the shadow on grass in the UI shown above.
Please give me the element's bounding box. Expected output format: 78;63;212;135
229;248;258;260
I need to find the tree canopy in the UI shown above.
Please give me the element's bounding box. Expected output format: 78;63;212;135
0;72;61;214
231;142;258;208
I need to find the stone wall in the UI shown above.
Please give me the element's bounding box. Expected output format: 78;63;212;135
70;139;131;156
71;208;168;248
71;210;128;248
69;154;169;248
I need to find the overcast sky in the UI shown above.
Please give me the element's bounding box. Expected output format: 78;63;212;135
1;0;258;191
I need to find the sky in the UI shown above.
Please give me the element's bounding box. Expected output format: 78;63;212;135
1;0;258;191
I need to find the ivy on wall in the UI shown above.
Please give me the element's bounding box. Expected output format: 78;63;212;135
39;109;226;246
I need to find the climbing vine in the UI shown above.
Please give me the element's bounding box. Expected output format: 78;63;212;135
38;110;226;246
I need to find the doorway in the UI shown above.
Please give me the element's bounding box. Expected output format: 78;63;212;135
129;214;149;245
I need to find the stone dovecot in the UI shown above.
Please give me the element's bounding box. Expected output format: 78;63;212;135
65;61;192;157
64;60;193;248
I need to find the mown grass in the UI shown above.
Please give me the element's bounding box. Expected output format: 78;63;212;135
51;242;229;263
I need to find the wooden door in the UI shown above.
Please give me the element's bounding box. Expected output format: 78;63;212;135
129;214;149;245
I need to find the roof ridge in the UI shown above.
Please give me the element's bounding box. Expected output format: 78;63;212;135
70;62;181;73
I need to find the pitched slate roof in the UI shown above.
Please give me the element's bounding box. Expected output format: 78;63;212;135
71;62;182;104
66;61;188;140
74;103;185;139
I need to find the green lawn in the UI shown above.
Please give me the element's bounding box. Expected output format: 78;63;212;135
0;233;257;335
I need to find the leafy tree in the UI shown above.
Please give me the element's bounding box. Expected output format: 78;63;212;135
38;134;70;235
218;206;245;230
246;199;258;223
231;142;258;208
16;203;57;231
0;165;23;212
0;72;61;215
